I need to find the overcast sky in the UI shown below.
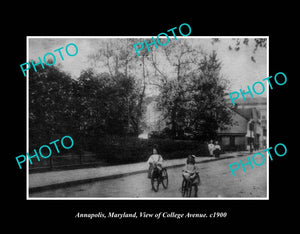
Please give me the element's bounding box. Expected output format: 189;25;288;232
28;37;268;96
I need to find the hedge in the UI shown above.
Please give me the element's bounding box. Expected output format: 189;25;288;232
93;136;210;165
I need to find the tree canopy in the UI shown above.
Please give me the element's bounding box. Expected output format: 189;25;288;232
29;38;235;151
155;42;232;140
29;62;143;152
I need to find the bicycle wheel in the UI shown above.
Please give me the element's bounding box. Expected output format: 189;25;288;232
151;177;159;192
192;174;200;197
161;169;168;189
182;179;191;197
187;183;192;197
193;185;198;197
181;179;187;197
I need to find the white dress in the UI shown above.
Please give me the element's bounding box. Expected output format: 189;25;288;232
208;143;214;156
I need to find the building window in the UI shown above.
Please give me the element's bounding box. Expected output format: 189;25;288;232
222;136;230;145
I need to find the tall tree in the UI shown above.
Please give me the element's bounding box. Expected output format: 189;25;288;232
149;40;202;138
29;64;75;151
155;43;232;140
187;50;232;139
87;38;148;136
77;68;138;137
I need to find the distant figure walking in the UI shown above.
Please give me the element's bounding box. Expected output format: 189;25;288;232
208;140;215;157
213;141;221;158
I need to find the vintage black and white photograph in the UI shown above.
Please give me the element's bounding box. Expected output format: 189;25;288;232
27;36;268;199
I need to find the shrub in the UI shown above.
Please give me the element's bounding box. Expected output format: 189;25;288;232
93;136;209;165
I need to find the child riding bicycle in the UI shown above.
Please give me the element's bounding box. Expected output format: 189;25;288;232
182;155;200;186
147;148;163;179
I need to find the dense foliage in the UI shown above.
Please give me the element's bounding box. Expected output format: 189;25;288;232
156;45;232;140
29;65;141;152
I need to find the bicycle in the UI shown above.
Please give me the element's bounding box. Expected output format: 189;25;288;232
181;172;200;197
150;163;168;192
